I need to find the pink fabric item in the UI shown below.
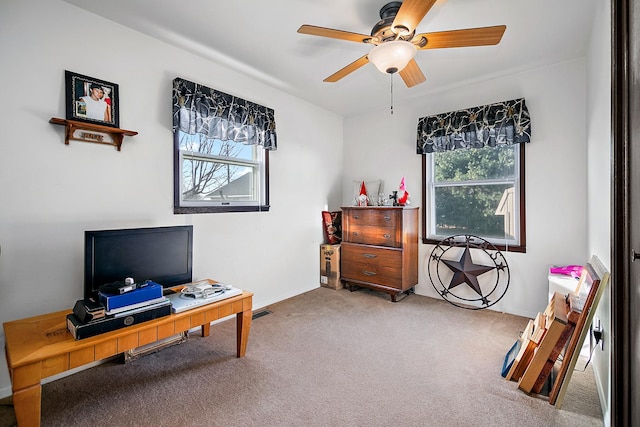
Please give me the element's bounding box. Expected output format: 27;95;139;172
549;265;584;279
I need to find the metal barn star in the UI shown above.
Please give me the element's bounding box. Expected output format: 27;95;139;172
441;246;495;296
428;234;510;310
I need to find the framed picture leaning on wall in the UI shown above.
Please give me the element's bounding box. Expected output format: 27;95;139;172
65;70;119;128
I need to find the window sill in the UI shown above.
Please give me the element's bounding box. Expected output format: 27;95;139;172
422;237;526;253
174;205;270;214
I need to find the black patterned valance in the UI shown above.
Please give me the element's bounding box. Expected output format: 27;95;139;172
416;98;531;154
172;77;277;150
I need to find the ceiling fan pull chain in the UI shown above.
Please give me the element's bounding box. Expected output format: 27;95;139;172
390;73;394;115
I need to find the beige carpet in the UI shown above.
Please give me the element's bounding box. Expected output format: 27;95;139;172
0;287;603;426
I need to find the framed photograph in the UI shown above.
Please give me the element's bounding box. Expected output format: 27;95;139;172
65;70;119;128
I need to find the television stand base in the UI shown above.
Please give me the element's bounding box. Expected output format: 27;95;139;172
3;288;253;427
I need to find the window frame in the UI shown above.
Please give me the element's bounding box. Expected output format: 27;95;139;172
421;144;526;253
173;131;270;214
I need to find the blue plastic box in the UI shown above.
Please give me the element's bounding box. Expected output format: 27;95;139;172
98;281;163;312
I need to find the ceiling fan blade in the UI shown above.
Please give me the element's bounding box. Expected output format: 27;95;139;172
399;59;426;88
415;25;507;49
324;55;370;82
392;0;437;34
297;25;372;43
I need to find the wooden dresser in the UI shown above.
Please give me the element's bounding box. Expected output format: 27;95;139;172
340;206;419;302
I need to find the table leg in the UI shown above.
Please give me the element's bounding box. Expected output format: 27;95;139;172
201;323;211;337
236;309;252;357
13;383;42;427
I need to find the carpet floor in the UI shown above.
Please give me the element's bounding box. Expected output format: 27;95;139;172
0;287;603;426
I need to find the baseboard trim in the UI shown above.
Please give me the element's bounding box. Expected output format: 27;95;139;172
0;386;11;400
593;358;609;426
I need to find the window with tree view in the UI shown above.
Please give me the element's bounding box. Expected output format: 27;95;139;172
424;144;525;252
175;130;269;213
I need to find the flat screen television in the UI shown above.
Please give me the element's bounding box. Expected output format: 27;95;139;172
84;225;193;299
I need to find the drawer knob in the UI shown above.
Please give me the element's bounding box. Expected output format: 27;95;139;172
363;253;377;258
384;216;391;221
363;271;377;276
383;234;391;239
353;215;359;219
353;232;358;236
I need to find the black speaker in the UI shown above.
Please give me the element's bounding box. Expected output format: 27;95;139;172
72;298;106;323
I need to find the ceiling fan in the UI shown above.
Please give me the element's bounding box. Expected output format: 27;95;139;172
297;0;506;87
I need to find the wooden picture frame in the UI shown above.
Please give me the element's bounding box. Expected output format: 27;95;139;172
65;70;119;128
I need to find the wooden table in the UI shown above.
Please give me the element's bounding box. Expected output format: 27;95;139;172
3;289;253;426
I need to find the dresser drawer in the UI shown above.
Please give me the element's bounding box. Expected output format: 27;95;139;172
341;244;403;288
344;208;399;227
343;208;401;247
346;225;399;247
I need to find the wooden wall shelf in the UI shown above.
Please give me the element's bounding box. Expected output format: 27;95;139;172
49;117;138;151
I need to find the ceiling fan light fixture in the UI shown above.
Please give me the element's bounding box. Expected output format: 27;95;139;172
368;40;417;74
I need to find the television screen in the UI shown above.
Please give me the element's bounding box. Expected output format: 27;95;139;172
84;225;193;299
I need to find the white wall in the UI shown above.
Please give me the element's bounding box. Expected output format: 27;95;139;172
0;0;343;397
0;0;609;411
586;0;612;422
343;58;589;319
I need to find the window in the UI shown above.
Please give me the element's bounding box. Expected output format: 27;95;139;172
174;131;269;213
423;144;526;252
172;77;276;214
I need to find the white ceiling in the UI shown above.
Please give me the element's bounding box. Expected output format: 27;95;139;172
62;0;597;117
